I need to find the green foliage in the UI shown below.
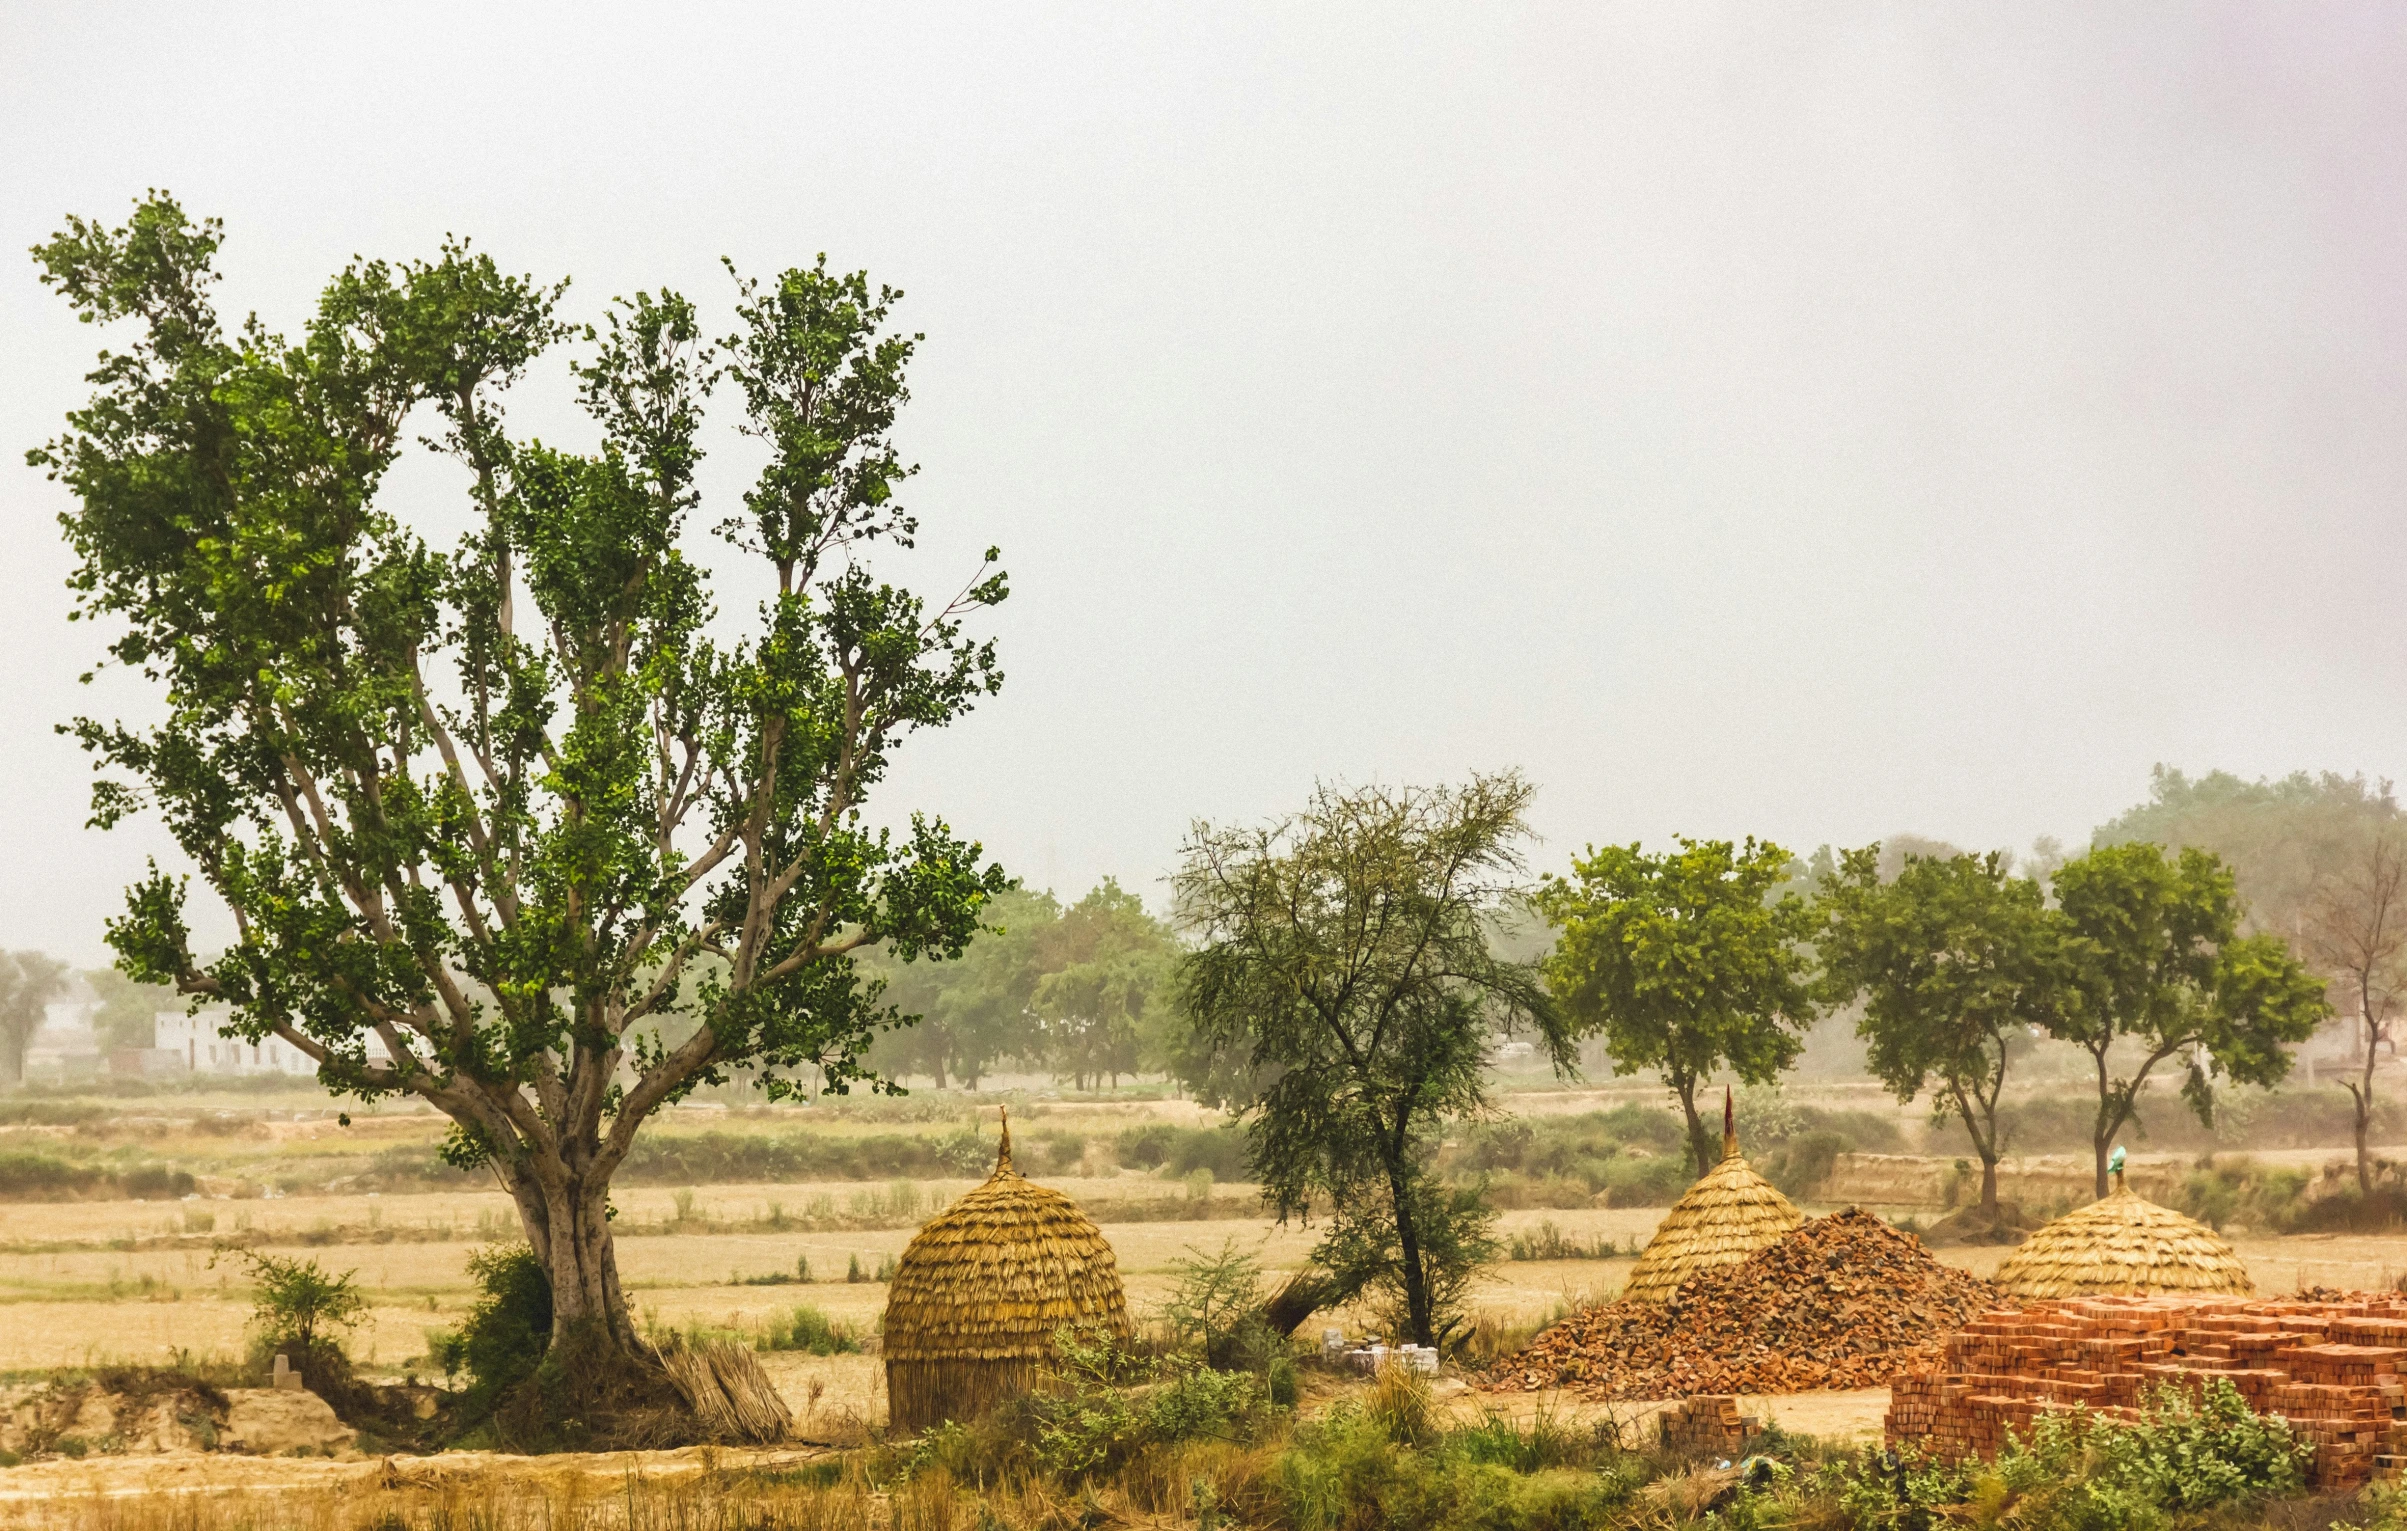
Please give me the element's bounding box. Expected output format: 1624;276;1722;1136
759;1303;859;1355
237;1249;365;1380
2051;842;2329;1193
1276;1376;1637;1531
433;1244;552;1420
1161;1239;1266;1367
1176;775;1569;1348
1816;847;2055;1208
1023;1328;1271;1483
2173;1160;2312;1232
1503;1221;1619;1260
2097;766;2401;938
1537;835;1820;1174
33;193;1012;1352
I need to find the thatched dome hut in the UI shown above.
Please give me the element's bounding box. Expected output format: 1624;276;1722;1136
882;1109;1130;1433
1620;1095;1804;1304
1993;1181;2253;1301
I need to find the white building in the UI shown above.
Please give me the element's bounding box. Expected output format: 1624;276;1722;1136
155;1009;315;1076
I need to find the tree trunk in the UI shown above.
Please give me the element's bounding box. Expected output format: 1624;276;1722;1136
510;1166;637;1351
1674;1076;1711;1177
2354;1084;2374;1195
1980;1155;1999;1215
1385;1157;1434;1348
2092;1132;2113;1201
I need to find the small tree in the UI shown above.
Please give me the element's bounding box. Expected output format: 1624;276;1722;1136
1174;774;1568;1348
0;953;68;1085
2301;832;2407;1193
2050;842;2328;1197
1536;836;1818;1175
240;1250;367;1380
1816;846;2054;1217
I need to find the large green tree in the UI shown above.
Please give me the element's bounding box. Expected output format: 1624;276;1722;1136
33;196;1009;1359
1816;846;2054;1216
1033;878;1180;1091
1536;836;1818;1175
1174;774;1567;1348
2049;843;2327;1197
859;886;1058;1089
2096;767;2401;938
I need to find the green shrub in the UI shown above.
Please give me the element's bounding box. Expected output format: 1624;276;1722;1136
2173;1161;2311;1232
120;1165;196;1199
1504;1221;1618;1261
0;1150;104;1200
760;1304;859;1355
433;1244;552;1428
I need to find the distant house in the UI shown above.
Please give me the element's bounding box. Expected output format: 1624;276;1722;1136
153;1009;403;1077
155;1009;314;1076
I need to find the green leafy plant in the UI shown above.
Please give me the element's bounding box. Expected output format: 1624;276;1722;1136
759;1304;859;1355
236;1250;365;1382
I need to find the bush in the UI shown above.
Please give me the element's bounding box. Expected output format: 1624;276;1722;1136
2173;1160;2311;1232
0;1150;104;1200
1019;1328;1273;1483
434;1244;553;1427
1810;1379;2305;1531
760;1304;859;1355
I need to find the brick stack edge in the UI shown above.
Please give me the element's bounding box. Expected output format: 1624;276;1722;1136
1885;1293;2407;1491
1661;1394;1760;1454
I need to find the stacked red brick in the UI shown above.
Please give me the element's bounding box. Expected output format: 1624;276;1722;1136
1659;1394;1760;1453
1886;1293;2407;1490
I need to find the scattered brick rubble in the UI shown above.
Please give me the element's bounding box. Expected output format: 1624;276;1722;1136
1886;1293;2407;1490
1489;1209;1995;1399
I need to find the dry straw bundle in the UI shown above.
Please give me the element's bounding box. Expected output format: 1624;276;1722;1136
883;1108;1131;1432
1992;1181;2253;1300
1620;1095;1804;1304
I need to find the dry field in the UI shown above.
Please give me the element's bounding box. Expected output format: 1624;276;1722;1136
0;1084;2403;1449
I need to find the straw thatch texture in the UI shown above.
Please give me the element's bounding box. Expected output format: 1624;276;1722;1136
883;1114;1130;1433
655;1336;796;1444
1992;1183;2254;1300
1621;1133;1805;1305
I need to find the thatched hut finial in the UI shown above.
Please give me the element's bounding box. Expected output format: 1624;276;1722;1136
882;1106;1128;1433
1722;1086;1736;1161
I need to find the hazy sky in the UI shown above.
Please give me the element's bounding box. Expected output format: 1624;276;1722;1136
4;4;2404;962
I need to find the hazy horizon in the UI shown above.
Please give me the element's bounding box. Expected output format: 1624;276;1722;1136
5;4;2405;964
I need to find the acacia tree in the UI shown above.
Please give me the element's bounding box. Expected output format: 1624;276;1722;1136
1536;836;1818;1175
2301;832;2407;1193
1816;846;2054;1217
1174;774;1568;1348
33;196;1009;1359
2050;843;2327;1197
0;953;69;1084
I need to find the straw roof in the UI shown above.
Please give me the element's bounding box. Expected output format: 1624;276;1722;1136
883;1108;1130;1432
1993;1182;2254;1301
1620;1097;1804;1304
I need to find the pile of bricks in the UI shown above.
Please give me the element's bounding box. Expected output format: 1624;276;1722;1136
1885;1293;2407;1490
1659;1394;1759;1454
